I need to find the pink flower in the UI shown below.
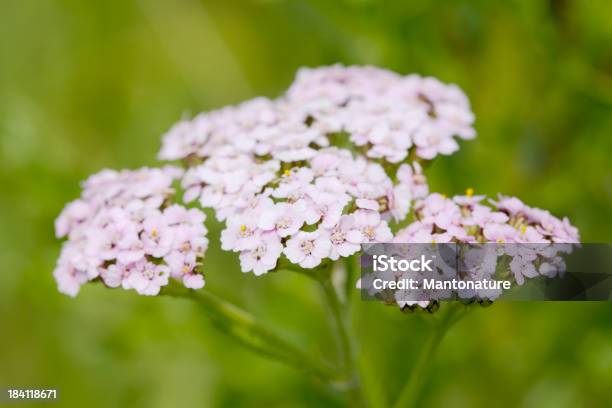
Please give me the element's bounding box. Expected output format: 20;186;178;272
311;176;351;204
55;199;93;238
164;250;197;278
101;263;128;288
115;227;146;264
158;119;208;161
164;247;205;289
509;256;539;285
396;163;428;200
387;184;411;221
271;128;321;162
141;212;174;258
284;229;332;268
123;261;170;296
85;223;123;262
453;192;486;207
53;167;209;296
164;204;205;226
258;203;305;237
328;216;362;260
413;123;460;160
482;223;518;243
183;273;205;289
492;195;528;215
221;213;260;252
417;194;461;230
239;232;283;275
356;198;380;212
469;205;509;228
53;255;89;297
272;168;314;199
301;196;345;228
349;210;393;243
394;221;436;243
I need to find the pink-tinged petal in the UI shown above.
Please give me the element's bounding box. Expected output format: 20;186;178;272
313;240;332;259
183;274;205;289
300;256;321;269
346;230;364;244
284;245;306;264
258;211;277;231
356;198;379;211
337;242;360;257
117;250;145;265
183;186;202;203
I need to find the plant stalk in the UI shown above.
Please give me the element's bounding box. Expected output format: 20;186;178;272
318;267;365;406
393;303;468;408
162;283;337;382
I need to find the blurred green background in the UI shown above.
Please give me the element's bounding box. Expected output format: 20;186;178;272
1;0;611;407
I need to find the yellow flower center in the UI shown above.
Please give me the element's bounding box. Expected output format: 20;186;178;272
466;188;474;198
240;224;247;232
283;169;291;177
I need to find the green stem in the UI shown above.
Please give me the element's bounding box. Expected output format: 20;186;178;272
343;255;358;301
321;277;353;374
162;283;337;382
318;269;364;405
393;303;468;408
357;345;388;408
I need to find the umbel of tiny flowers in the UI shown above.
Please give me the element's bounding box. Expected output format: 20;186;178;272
209;148;428;274
159;65;476;165
395;191;580;245
377;190;580;309
54;166;208;297
159;65;471;275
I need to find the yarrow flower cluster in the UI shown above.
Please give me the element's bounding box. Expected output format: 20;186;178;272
54;167;208;297
394;191;580;245
159;65;475;165
158;65;451;275
287;65;476;162
54;64;580;306
202;147;428;274
375;190;581;308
